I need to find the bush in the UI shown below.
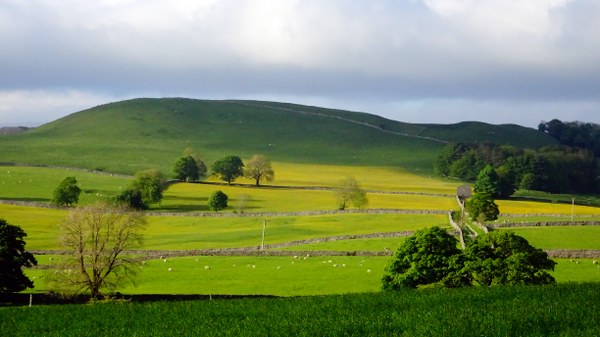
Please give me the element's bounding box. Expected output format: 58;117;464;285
208;191;228;212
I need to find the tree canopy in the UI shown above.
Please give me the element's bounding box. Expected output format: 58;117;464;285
52;176;81;206
334;177;368;210
466;192;499;222
212;156;244;185
208;190;228;212
117;169;168;210
244;154;274;186
173;155;200;182
53;203;145;299
474;165;500;198
0;219;37;294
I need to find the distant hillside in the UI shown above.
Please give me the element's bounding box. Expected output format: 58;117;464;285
0;98;556;174
0;126;29;135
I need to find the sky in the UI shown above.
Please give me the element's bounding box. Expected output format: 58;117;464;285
1;0;600;128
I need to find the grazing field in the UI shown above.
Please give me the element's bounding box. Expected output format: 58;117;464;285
0;205;67;250
513;189;600;207
274;237;407;251
0;166;129;204
496;226;600;250
3;284;599;337
494;215;600;223
158;182;456;213
498;199;600;215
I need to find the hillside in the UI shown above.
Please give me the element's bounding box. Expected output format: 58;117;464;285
0;98;556;174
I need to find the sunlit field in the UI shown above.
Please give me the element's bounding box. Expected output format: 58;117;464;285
496;226;600;250
498;199;600;215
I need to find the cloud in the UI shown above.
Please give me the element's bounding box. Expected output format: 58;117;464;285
0;0;599;126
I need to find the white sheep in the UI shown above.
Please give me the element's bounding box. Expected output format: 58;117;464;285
593;261;598;265
204;265;210;270
163;259;167;263
168;268;173;272
367;269;372;273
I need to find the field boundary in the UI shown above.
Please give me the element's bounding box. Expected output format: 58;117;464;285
488;221;600;229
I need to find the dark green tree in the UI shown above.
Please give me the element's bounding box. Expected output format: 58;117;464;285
466;193;499;222
208;190;228;211
463;231;556;286
117;170;167;210
212;156;244;185
0;219;37;293
382;227;469;290
173;155;199;182
52;176;81;206
474;165;500;198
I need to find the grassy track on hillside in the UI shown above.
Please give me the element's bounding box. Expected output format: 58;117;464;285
4;284;599;336
498;199;600;215
496;226;600;250
159;182;455;213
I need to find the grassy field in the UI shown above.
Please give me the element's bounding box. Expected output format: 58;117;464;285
496;226;600;250
494;215;600;223
274;237;407;252
513;189;600;207
158;182;456;213
498;199;600;215
3;284;599;336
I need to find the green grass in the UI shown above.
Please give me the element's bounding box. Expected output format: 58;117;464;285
513;189;600;207
493;215;600;223
496;226;600;250
498;199;600;215
553;259;600;283
0;165;130;204
274;237;407;252
3;284;599;336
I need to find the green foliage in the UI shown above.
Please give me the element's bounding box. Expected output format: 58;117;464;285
208;190;228;211
0;219;37;293
52;176;81;206
117;170;167;210
463;231;557;286
173;155;199;182
381;227;466;290
334;177;368;210
466;193;499;222
212;156;244;184
244;154;274;186
474;165;500;198
539;119;600;157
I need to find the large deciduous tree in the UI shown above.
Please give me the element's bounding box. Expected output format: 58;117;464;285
244;154;274;186
52;176;81;206
474;165;500;198
117;169;167;210
334;177;368;210
463;231;556;286
208;190;228;212
212;156;244;185
466;192;500;222
173;155;200;182
0;219;37;294
381;227;469;290
53;203;145;299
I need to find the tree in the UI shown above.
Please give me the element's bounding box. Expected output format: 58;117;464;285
173;155;199;182
117;170;167;210
463;231;556;286
208;190;228;211
212;156;244;185
244;154;274;186
334;177;368;210
466;193;499;222
183;147;208;180
52;176;81;206
474;165;500;198
0;220;37;293
381;227;469;290
53;203;145;299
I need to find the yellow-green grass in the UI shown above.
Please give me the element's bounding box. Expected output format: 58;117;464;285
498;199;600;215
494;215;600;223
25;256;388;296
23;256;600;297
158;182;456;213
261;163;461;194
0;204;67;249
143;214;448;250
496;226;600;250
552;259;600;283
274;237;407;252
0;166;130;204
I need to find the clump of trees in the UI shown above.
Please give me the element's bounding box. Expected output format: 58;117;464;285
539;119;600;157
435;142;599;195
382;227;556;290
117;169;168;210
52;176;81;206
173;148;208;182
51;203;145;299
466;165;500;222
334;177;368;210
0;219;37;294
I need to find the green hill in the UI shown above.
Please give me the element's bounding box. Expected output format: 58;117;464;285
0;98;555;174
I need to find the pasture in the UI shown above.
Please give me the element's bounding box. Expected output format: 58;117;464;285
497;199;600;215
496;226;600;250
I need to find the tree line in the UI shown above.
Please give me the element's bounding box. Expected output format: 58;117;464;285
435;142;599;195
539;119;600;157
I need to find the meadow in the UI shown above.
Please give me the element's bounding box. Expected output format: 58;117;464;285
3;283;599;336
496;226;600;250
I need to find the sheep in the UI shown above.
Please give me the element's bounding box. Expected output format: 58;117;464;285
593;261;598;265
367;269;372;273
163;259;167;263
333;264;338;267
168;268;173;272
204;266;210;270
277;266;281;270
252;265;256;269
